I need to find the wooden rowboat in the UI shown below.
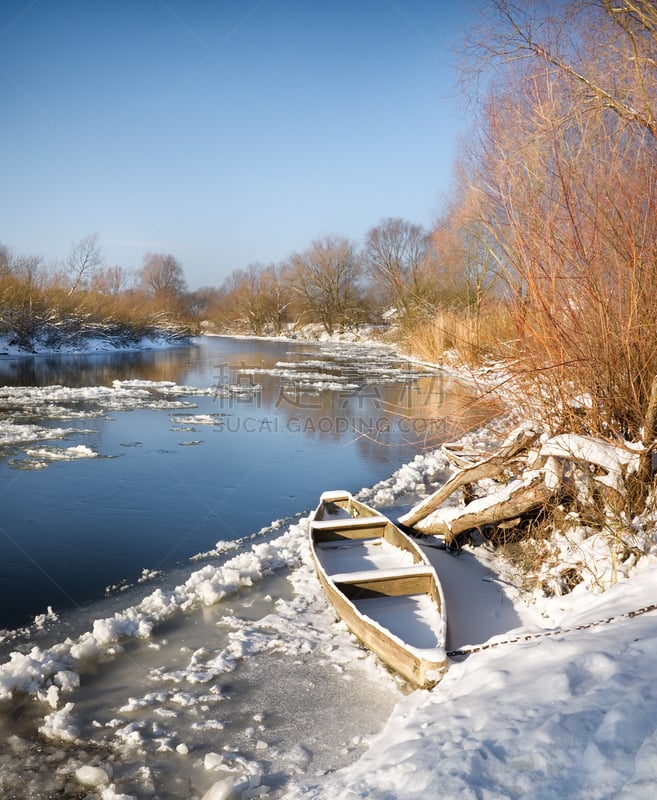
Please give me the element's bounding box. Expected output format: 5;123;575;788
309;490;447;689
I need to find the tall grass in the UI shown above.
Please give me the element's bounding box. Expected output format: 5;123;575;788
401;305;516;366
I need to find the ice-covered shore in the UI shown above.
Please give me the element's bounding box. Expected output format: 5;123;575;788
1;431;657;798
0;329;191;357
2;334;657;798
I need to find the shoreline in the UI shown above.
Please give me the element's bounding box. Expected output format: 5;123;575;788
1;341;657;796
0;331;192;359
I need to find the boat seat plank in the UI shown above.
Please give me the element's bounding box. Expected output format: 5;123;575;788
311;515;389;531
329;565;435;584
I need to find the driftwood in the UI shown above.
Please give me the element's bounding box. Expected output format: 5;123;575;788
399;424;541;529
440;442;485;469
538;434;640;494
410;473;555;538
401;426;642;544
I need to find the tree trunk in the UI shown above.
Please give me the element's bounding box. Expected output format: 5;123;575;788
410;473;555;542
399;424;540;528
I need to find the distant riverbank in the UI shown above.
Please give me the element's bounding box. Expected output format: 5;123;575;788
0;324;192;357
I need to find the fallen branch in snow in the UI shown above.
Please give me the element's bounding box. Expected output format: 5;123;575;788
539;433;642;511
440;442;489;469
408;472;556;539
399;424;541;529
632;374;657;514
401;425;644;546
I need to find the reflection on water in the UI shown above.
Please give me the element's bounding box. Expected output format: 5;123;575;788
0;336;488;629
0;336;494;799
0;347;200;388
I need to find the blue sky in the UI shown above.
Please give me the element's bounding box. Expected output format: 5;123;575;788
1;0;479;290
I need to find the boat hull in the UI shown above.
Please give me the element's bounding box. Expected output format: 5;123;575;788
309;490;447;689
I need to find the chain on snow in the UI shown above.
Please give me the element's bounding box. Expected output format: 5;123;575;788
446;601;657;658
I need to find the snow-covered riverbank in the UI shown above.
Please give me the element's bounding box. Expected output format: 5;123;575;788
0;330;191;357
1;423;657;798
2;334;657;798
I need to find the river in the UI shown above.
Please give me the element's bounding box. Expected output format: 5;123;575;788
0;335;485;799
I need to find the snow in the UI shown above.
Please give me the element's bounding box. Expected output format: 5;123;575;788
286;550;657;799
39;702;80;743
334;578;657;797
0;331;188;356
202;777;236;800
539;432;642;494
315;538;418;573
75;764;111;788
3;342;657;797
353;594;444;650
24;443;97;461
3;435;657;797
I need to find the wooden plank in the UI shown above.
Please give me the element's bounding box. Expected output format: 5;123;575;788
312;526;387;543
338;571;436;598
311;515;389;530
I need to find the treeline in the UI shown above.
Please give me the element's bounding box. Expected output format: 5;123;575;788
0;215;506;356
4;0;657;462
192;216;497;341
0;235;193;350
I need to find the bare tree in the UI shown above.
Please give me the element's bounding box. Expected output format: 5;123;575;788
185;286;223;319
465;0;657;446
363;218;434;317
91;265;129;296
0;245;45;285
66;233;103;297
229;263;270;336
481;0;657;141
0;244;11;277
216;263;292;335
139;252;187;301
259;264;292;334
19;256;47;287
287;236;362;335
467;0;657;191
430;183;501;322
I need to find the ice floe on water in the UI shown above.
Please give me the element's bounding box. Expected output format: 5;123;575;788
24;444;98;461
0;340;482;797
11;443;101;470
0;516;401;798
0;378;262;467
0;420;88;446
238;344;432;395
170;413;226;427
0;378;260;422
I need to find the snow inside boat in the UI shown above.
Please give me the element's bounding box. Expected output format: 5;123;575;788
309;490;447;689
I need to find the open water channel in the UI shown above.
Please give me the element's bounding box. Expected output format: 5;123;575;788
0;335;486;798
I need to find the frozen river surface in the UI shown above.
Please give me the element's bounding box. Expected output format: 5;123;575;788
0;336;485;798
